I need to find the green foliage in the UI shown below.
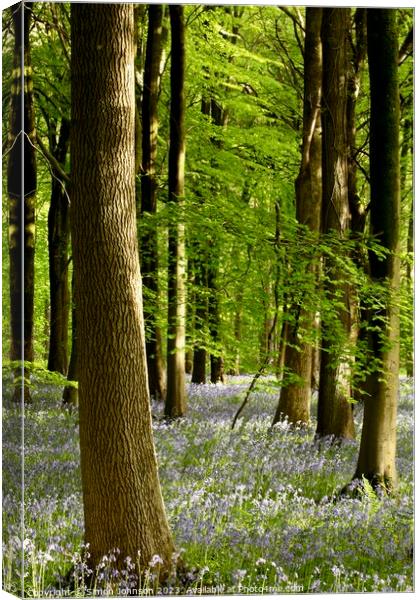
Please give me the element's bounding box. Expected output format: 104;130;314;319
3;361;77;389
2;4;413;381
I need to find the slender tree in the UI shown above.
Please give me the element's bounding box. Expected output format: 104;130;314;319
62;269;78;406
8;2;36;403
71;3;174;568
347;9;367;236
273;7;322;427
140;5;166;401
353;8;400;490
316;8;355;440
47;117;70;375
191;242;208;384
346;9;370;403
208;246;225;384
165;5;187;417
202;98;227;385
400;117;413;377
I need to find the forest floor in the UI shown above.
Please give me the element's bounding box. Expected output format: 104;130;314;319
2;375;414;596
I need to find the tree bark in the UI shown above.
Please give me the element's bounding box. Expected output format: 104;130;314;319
354;9;400;490
165;5;187;417
47;118;70;375
8;2;36;403
273;8;322;427
71;3;174;568
140;5;166;401
316;8;355;440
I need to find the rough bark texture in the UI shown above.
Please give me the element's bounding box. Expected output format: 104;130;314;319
140;5;166;401
8;2;35;403
47;118;70;375
165;5;187;417
354;9;400;490
71;4;174;568
317;8;355;440
274;8;322;427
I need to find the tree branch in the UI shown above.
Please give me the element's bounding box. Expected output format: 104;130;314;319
278;6;305;32
398;27;413;65
36;133;70;183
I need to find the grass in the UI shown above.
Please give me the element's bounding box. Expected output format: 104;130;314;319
2;375;414;596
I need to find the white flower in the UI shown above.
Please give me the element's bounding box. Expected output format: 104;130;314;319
23;539;35;553
149;554;164;567
332;565;341;577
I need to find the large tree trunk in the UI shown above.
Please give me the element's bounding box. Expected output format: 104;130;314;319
8;2;36;403
316;8;355;440
354;9;400;490
273;8;322;427
47;118;70;375
71;4;174;569
140;5;166;401
165;5;187;417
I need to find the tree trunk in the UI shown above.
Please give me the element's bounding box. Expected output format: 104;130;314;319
201;97;226;385
192;348;206;384
184;253;195;375
346;9;369;402
47;118;70;375
354;9;400;490
62;270;78;406
275;319;288;381
191;250;208;384
208;253;225;384
316;8;355;440
231;300;242;376
8;2;36;403
405;193;413;377
71;3;174;569
140;4;166;401
273;8;322;426
348;9;367;236
165;5;187;417
400;118;413;377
